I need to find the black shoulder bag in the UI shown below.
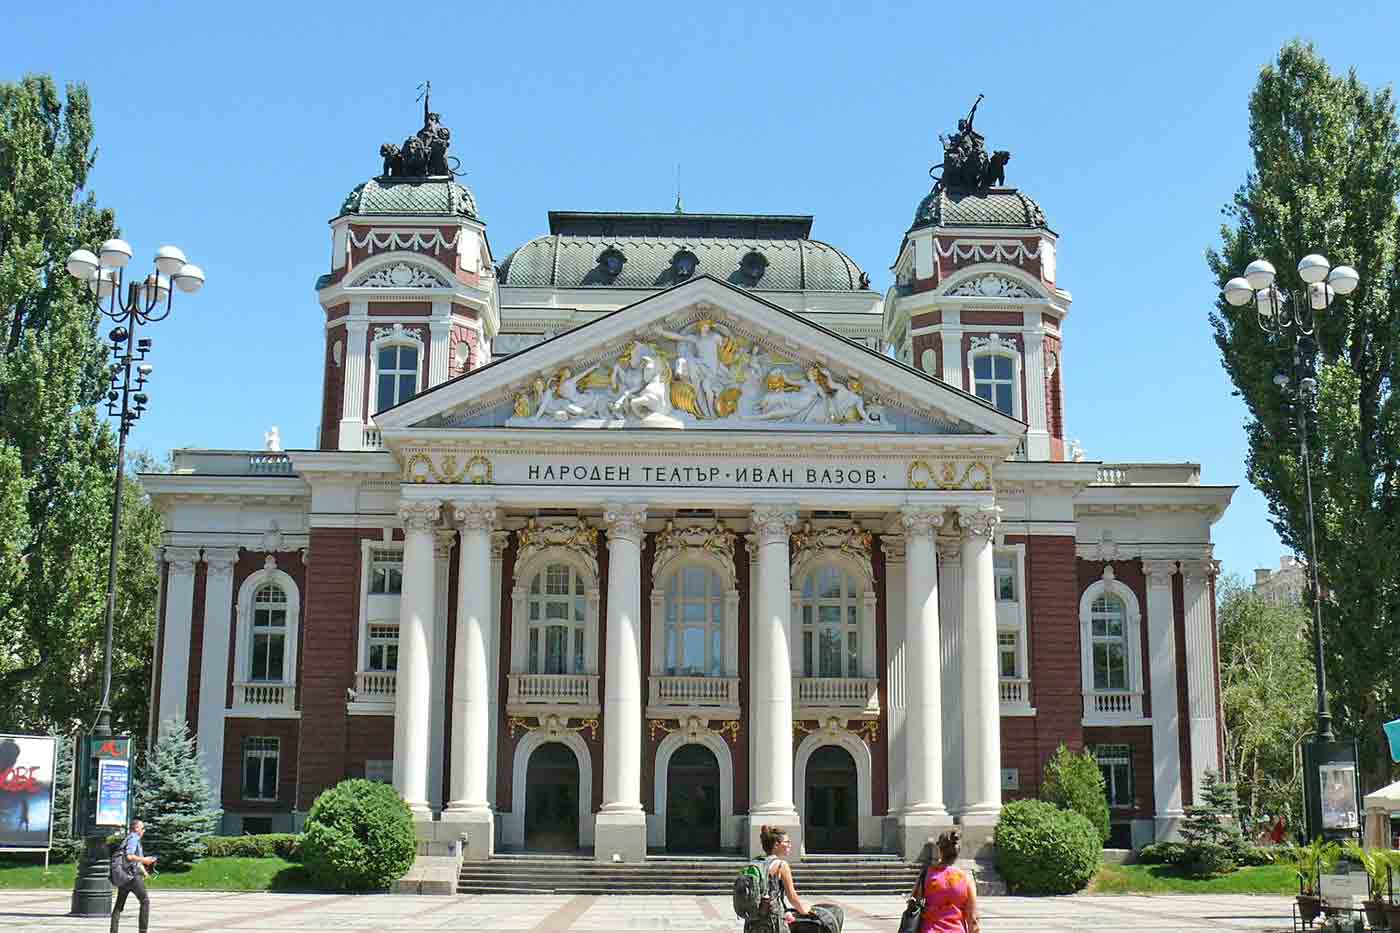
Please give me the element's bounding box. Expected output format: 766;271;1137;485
897;863;929;933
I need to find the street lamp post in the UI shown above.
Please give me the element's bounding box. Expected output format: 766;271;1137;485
63;238;203;915
1224;253;1359;839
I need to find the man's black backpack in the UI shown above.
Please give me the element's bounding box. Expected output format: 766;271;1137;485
109;841;133;886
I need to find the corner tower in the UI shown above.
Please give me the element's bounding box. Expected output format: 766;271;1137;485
883;102;1071;461
316;102;499;451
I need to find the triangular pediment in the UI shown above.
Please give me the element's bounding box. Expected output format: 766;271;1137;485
375;275;1024;438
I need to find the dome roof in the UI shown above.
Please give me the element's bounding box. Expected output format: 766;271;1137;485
910;186;1049;233
498;213;870;292
340;177;479;220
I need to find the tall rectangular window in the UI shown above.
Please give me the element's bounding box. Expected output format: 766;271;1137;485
242;737;280;801
994;551;1017;602
367;623;399;672
1094;744;1133;808
998;631;1019;678
368;548;403;595
250;584;288;682
972;353;1015;416
376;344;419;411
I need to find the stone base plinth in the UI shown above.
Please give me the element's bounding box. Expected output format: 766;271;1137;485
746;809;802;859
952;819;996;862
441;806;495;860
897;811;953;862
594;810;647;863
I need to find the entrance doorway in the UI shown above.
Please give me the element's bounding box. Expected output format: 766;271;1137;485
524;742;580;851
666;743;721;852
805;744;858;852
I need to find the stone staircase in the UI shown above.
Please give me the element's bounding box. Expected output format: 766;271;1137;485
458;852;997;896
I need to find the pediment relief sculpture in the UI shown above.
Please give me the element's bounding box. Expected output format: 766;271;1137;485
949;273;1032;299
505;317;884;430
791;522;874;583
652;519;737;584
351;261;449;289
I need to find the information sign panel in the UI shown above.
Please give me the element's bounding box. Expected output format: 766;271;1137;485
0;735;58;850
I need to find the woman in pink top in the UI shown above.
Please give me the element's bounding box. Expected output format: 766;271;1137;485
916;830;979;933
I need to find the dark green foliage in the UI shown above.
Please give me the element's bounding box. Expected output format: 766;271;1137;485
1040;743;1111;845
1179;771;1246;877
47;735;80;862
132;719;221;869
1138;841;1187;865
300;779;415;891
202;834;302;860
994;798;1102;895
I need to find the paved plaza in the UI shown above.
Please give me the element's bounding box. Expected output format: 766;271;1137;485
0;891;1298;931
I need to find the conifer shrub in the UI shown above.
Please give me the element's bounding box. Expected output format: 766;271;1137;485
994;798;1102;894
202;833;302;860
132;720;222;870
300;779;415;891
1180;770;1245;877
1040;744;1111;846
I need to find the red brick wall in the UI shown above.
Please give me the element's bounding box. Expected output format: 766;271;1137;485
367;301;432;317
1000;717;1040;800
1044;334;1063;445
1025;536;1084;775
1083;725;1156;820
870;537;888;816
345;716;394;781
222;717;300;811
912;334;939;378
1173;573;1193;806
150;561;169;740
493;536;517;810
320;325;345;450
185;562;208;733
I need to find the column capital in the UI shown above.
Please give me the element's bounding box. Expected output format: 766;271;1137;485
452;499;499;533
956;505;1001;540
202;547;241;580
750;505;798;546
1142;559;1179;588
603;502;648;544
936;535;962;562
164;546;202;576
399;500;442;533
433;529;457;559
1179;558;1220;584
900;506;945;540
490;530;511;561
880;533;906;564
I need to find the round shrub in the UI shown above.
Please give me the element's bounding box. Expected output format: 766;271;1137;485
995;799;1102;894
1040;744;1110;845
301;779;416;891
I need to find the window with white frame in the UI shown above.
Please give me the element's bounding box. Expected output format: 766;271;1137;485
242;737;280;801
998;631;1020;678
367;623;399;672
1090;593;1130;691
368;548;403;594
994;550;1017;602
799;564;862;678
527;563;587;674
375;344;419;411
250;584;288;682
663;565;724;677
1094;744;1134;808
972;353;1015;416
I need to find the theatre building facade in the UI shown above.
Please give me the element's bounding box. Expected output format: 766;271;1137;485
144;107;1233;861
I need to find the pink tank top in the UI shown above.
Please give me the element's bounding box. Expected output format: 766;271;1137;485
920;864;972;933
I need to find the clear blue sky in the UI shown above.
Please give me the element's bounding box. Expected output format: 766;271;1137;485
8;0;1398;582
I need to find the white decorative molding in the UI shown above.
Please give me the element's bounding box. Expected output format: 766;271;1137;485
515;518;599;580
349;228;461;254
968;332;1019;355
950;274;1032;299
352;262;449;289
651;520;736;585
935;239;1045;264
372;322;426;348
790;522;874;584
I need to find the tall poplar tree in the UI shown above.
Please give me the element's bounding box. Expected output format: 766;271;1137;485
1208;42;1400;790
0;75;160;734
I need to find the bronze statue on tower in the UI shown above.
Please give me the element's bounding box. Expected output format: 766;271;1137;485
933;94;1011;191
379;81;456;179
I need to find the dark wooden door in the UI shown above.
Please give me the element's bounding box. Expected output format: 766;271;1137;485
666;743;721;852
524;742;580;851
805;744;858;853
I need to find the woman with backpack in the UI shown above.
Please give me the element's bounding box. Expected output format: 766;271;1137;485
743;825;843;933
910;830;978;933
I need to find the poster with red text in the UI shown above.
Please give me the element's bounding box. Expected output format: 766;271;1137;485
0;735;57;849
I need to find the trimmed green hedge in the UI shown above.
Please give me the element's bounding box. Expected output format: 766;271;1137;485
995;799;1101;895
300;779;416;891
202;834;302;861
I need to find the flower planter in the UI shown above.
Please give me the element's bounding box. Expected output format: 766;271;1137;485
1365;900;1389;930
1385;903;1400;931
1297;894;1323;924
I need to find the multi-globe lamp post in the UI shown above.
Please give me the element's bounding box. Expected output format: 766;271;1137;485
63;238;204;915
1223;253;1359;840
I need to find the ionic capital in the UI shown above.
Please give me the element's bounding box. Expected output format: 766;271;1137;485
452;499;499;534
433;529;457;559
749;506;798;546
1141;559;1179;588
956;505;1000;540
1179;558;1220;584
490;530;511;561
900;507;945;540
879;534;906;564
164;546;203;577
202;547;241;580
603;502;648;545
398;500;442;534
936;535;962;562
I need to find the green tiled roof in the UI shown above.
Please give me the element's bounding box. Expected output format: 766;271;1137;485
910;187;1049;232
340;177;479;220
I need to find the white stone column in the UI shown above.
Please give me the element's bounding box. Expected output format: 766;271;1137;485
147;547;167;744
1143;559;1185;838
488;530;510;810
338;315;369;450
881;535;908;828
597;503;648;862
1180;559;1221;801
157;547;202;728
428;313;451;388
429;531;454;813
196;547;239;804
444;500;497;857
394;500;440;819
1023;308;1051;460
936;536;964;816
749;505;801;858
958;506;1002;825
940;310;963;391
899;507;949;859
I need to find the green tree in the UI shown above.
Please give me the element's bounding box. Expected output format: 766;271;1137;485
133;719;220;869
1218;574;1314;826
1180;770;1246;877
1207;41;1400;793
1040;743;1110;845
0;75;161;735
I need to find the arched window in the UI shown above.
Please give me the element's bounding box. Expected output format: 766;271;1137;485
799;564;862;678
663;565;724;677
1089;593;1129;691
527;563;587;674
972;353;1015;415
375;343;420;411
250;583;288;682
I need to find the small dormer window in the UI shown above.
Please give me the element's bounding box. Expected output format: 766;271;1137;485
672;249;699;280
598;247;626;281
740;251;768;285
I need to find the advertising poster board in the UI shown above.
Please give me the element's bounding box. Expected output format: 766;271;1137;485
0;734;57;850
1322;762;1360;831
95;759;130;828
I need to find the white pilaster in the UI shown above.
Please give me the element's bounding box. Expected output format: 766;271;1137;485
1180;559;1221;800
936;536;964;816
597;503;648;862
444;500;497;858
195;547;239;804
881;535;908;818
899;507;949;859
428;311;451;388
1023;308;1051;460
338;314;369;450
1143;559;1185;838
429;530;454;813
958;506;1002;824
157;547;202;729
748;505;802;857
147;547;166;745
940;308;963;390
394;500;439;818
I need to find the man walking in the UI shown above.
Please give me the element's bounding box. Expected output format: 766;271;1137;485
111;819;155;933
